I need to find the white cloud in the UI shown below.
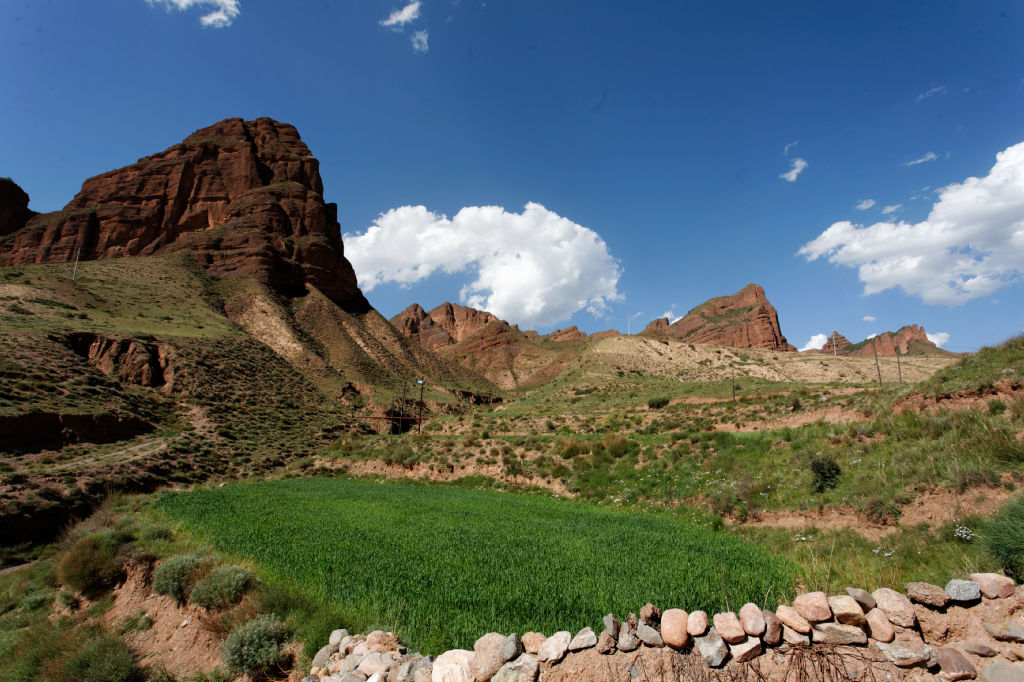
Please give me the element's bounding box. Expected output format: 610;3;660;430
780;158;807;182
799;333;829;352
856;199;876;210
866;332;878;339
344;202;622;327
881;204;903;215
659;311;683;324
927;331;950;347
380;1;421;27
916;85;949;103
902;151;938;167
862;315;876;322
784;140;800;156
411;30;429;52
146;0;239;27
798;140;1024;305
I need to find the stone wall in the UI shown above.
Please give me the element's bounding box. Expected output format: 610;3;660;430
305;572;1024;682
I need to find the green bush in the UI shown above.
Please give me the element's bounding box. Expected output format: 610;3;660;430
62;631;147;682
222;615;287;675
57;532;124;597
810;455;841;493
988;399;1007;416
984;493;1024;581
190;565;254;610
152;553;205;605
647;397;670;409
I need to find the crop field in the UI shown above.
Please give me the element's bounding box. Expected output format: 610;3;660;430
157;478;797;653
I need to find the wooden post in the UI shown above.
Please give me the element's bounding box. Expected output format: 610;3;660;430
872;337;882;388
832;331;838;358
895;346;903;384
72;248;81;282
417;379;425;434
731;365;736;403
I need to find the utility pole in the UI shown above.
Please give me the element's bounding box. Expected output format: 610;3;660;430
731;365;736;403
871;337;882;388
832;331;838;358
417;379;425;434
895;346;903;385
401;382;407;422
72;248;81;282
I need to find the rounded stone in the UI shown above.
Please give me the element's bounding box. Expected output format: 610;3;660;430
713;612;746;644
661;609;689;649
793;591;832;622
775;605;811;634
687;610;709;636
945;579;982;603
739;603;766;636
872;588;917;628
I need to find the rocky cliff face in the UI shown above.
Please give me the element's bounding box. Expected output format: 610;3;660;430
818;332;851;355
0;118;369;312
389;304;456;351
645;318;670;332
652;284;796;351
834;324;944;357
390;302;501;350
545;326;587;343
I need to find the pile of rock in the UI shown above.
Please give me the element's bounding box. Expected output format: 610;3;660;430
305;572;1024;682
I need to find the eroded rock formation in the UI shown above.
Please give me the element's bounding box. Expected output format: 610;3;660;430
651;284;796;351
0;118;369;312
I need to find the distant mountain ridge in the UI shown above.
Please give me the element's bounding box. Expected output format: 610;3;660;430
817;324;956;357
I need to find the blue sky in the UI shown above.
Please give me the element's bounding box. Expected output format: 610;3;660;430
3;1;1023;351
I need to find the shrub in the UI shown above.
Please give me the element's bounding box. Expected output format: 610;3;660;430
190;565;254;610
647;397;670;409
62;631;147;682
809;455;841;493
152;553;206;605
988;399;1007;416
57;532;124;597
222;615;288;676
984;493;1024;581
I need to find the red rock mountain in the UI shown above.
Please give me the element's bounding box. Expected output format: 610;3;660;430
645;317;670;332
646;284;796;351
545;326;587;343
0;118;369;312
822;325;949;357
390;302;502;350
818;332;852;355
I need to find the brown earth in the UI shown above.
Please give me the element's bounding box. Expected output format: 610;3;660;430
647;284;797;352
741;485;1019;541
0;117;369;313
895;378;1024;414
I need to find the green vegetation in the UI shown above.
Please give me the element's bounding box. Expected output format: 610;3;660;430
916;333;1024;397
157;478;797;653
152;553;207;605
984;492;1024;581
190;565;254;610
221;615;288;677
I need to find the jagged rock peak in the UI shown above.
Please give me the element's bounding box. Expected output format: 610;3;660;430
0;117;369;312
653;283;796;352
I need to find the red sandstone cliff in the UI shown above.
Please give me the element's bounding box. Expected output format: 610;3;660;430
390;302;502;349
651;284;796;351
824;325;947;357
0;118;369;312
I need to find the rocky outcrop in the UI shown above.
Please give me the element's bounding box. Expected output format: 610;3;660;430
645;318;669;332
390;302;501;350
818;332;851;355
0;177;34;236
65;332;174;389
389;303;455;351
546;326;587;343
0;118;369;312
428;302;501;344
820;325;949;357
651;284;796;352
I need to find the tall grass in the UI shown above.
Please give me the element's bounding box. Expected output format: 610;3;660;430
158;478;797;654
